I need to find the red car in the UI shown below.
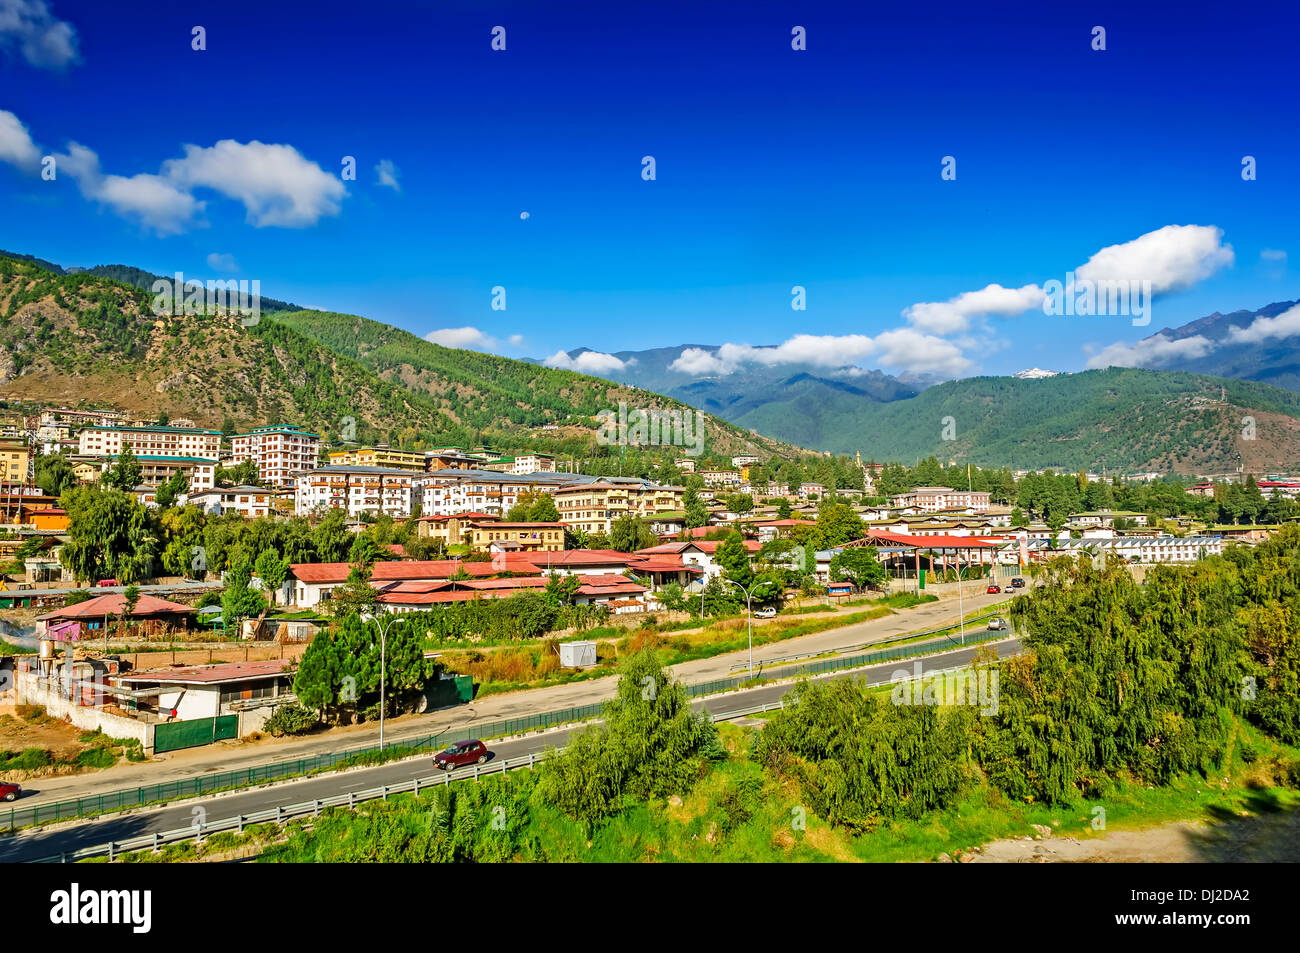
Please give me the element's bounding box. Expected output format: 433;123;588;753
434;739;489;771
986;584;1001;594
1;782;21;802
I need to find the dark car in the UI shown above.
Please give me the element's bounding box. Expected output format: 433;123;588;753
986;584;1001;594
1010;577;1026;588
0;782;20;802
434;739;489;771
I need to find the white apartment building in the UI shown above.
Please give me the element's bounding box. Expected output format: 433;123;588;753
731;454;760;468
480;453;556;475
421;470;568;517
700;469;742;489
78;425;221;460
889;486;991;514
295;466;423;518
102;455;217;492
1049;534;1223;563
184;485;288;518
230;426;321;487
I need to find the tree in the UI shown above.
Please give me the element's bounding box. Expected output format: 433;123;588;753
153;470;189;509
715;531;754;586
100;444;142;491
122;584;140;626
683;487;709;529
215;458;260;487
609;514;656;553
221;550;268;631
35;452;75;496
329;561;380;618
59;486;159;583
776;498;793;519
254;549;290;605
829;547;886;590
312;508;351;561
813;501;865;549
537;649;722;829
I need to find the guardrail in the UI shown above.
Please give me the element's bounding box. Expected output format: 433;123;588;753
725;612;1006;671
3;626;1016;834
27;701;789;864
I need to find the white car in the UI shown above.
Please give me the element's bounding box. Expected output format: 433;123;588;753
987;616;1009;631
753;606;778;619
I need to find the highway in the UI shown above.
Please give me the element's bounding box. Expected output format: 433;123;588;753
0;636;1018;863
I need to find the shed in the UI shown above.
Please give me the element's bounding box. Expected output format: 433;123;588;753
559;640;598;668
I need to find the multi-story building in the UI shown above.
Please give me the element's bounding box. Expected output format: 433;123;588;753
731;454;760;469
294;465;424;518
551;480;685;536
40;407;125;429
700;469;742;489
889;486;991;514
0;438;31;483
184;485;290;518
327;445;424;471
482;453;556;475
78;425;222;460
421;470;571;517
230;426;321;487
674;459;696;474
104;455;217;492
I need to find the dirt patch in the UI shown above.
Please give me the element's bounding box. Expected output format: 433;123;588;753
972;808;1300;863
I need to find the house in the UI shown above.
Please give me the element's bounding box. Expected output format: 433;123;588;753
635;539;761;584
752;518;816;543
797;483;825;500
0;437;31;483
35;592;197;638
112;659;296;732
550;480;684;535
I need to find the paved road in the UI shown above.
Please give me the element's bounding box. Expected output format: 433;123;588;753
0;636;1018;863
15;584;1013;807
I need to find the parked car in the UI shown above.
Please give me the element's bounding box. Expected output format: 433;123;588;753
986;584;1001;594
987;617;1009;631
1010;577;1026;588
434;739;489;771
0;782;20;802
753;606;778;619
96;578;119;587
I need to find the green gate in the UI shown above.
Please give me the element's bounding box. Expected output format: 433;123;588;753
154;715;238;753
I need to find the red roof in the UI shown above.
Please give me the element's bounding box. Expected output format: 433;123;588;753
867;530;1006;548
38;593;197;622
116;659;291;685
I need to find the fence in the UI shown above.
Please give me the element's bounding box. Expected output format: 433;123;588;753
3;626;1016;833
154;716;238;753
28;700;789;864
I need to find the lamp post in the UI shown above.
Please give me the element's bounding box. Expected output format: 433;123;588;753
372;611;396;750
723;579;759;679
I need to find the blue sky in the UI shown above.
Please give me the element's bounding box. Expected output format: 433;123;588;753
1;0;1296;381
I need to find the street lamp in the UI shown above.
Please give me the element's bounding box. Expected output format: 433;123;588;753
723;579;760;679
371;611;397;750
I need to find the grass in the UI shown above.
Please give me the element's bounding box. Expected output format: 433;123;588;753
0;637;36;655
93;717;1296;865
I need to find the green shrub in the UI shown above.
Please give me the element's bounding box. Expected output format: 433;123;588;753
262;704;319;737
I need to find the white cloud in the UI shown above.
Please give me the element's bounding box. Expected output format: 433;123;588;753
1225;303;1300;345
507;333;525;347
0;109;39;170
903;283;1045;335
0;0;79;70
1085;333;1215;369
206;252;239;273
1261;249;1287;263
1074;224;1234;294
162;140;345;228
543;349;627;374
669;330;970;378
374;159;401;192
54;141;202;235
426;326;499;350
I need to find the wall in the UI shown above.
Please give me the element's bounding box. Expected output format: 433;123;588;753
15;673;154;750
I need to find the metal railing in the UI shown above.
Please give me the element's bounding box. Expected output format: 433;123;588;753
27;701;789;864
3;626;1014;834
